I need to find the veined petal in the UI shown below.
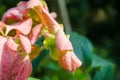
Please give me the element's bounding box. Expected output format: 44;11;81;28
71;52;82;73
0;38;19;80
15;55;32;80
29;24;42;44
57;50;71;71
5;19;32;35
0;36;7;80
2;1;28;24
56;29;73;51
17;1;28;19
19;35;31;54
0;38;32;80
2;7;22;23
58;51;82;73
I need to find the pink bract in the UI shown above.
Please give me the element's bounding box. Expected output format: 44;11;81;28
0;37;32;80
56;29;82;73
5;18;32;35
29;24;42;44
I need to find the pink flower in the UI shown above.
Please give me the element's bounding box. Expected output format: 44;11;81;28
0;36;32;80
0;12;32;80
56;29;82;73
2;1;28;23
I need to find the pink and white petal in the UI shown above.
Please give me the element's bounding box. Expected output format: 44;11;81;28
57;50;72;71
1;38;32;80
1;38;20;79
17;1;28;18
71;51;82;73
58;51;82;73
7;38;19;51
29;24;42;44
5;19;32;35
0;36;7;80
19;35;31;54
15;55;32;80
56;29;73;51
2;1;29;23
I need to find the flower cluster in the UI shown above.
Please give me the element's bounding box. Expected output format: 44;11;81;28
0;0;82;79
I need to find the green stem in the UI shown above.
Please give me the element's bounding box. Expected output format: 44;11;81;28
82;68;92;80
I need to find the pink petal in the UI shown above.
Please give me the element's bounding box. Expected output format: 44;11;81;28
17;1;28;18
1;38;19;80
42;8;60;33
0;36;7;80
7;38;19;51
15;55;32;80
50;12;57;19
29;24;42;44
6;18;32;35
2;7;22;23
71;52;82;73
56;29;73;51
58;51;82;73
19;35;31;54
0;38;32;80
2;2;28;23
57;50;71;71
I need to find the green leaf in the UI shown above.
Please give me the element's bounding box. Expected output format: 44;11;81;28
50;47;57;60
28;77;39;80
91;54;115;80
70;32;93;68
94;66;114;80
91;54;114;68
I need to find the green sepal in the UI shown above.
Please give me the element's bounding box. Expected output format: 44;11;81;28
43;37;57;60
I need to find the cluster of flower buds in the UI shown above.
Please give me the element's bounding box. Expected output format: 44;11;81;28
0;0;82;79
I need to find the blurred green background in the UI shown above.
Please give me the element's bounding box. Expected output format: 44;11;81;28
0;0;120;80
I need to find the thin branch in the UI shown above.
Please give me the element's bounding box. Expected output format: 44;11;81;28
57;0;72;33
